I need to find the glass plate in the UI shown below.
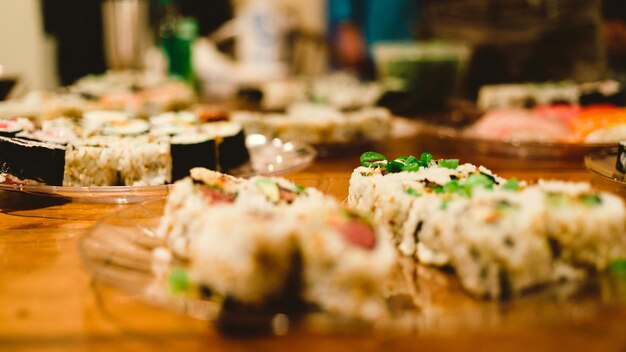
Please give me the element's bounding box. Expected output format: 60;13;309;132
0;134;316;203
424;124;614;160
79;199;626;336
584;148;625;185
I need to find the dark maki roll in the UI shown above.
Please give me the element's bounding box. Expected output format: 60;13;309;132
202;122;250;171
0;137;65;185
579;80;626;107
616;141;626;174
170;133;217;182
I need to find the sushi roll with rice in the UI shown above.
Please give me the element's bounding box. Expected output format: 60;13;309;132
63;137;121;186
64;135;172;186
156;168;242;258
538;180;626;270
349;151;626;299
0;117;35;137
189;206;299;304
0;136;65;185
81;110;133;133
170;132;217;182
117;136;171;186
402;188;554;298
100;119;150;136
297;204;396;320
201;121;249;171
156;167;397;320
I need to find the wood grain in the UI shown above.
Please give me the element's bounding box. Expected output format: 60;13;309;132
1;133;626;351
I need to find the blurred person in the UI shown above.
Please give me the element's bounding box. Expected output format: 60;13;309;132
424;0;606;99
42;0;107;85
327;0;421;79
603;0;626;73
42;0;233;85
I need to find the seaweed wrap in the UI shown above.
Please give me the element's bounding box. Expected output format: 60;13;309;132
201;121;249;171
0;136;65;185
170;133;217;182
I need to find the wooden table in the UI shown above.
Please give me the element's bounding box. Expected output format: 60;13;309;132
2;134;626;352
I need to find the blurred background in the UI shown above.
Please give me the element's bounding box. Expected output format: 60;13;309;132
1;0;625;114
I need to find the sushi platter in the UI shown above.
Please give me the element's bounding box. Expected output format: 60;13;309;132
0;132;315;202
423;80;626;159
79;152;626;334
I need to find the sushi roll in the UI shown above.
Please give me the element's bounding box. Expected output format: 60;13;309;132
63;137;120;186
578;80;626;106
402;188;554;298
156;168;242;258
16;117;81;145
201;121;249;171
0;117;35;137
0;136;65;185
537;180;626;270
188;206;299;304
100;118;150;136
616;141;626;174
117;136;172;186
170;133;217;182
297;205;396;320
81;110;133;132
234;176;328;214
149;111;199;136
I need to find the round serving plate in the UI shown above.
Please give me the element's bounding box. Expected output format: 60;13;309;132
584;147;624;185
424;124;615;160
0;134;316;203
79;199;626;336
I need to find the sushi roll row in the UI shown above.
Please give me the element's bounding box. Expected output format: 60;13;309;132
477;80;626;111
0;111;250;186
231;104;392;145
349;151;626;298
63;135;171;187
155;168;396;320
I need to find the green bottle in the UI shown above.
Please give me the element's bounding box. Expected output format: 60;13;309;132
158;0;197;84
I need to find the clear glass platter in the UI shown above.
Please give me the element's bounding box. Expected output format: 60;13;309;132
422;124;615;160
585;148;625;185
79;199;626;336
0;135;316;203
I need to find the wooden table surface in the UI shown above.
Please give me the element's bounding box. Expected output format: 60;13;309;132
2;133;626;352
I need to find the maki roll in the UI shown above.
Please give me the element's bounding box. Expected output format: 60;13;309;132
201;121;249;171
189;206;299;304
100;119;150;136
117;136;171;186
578;80;626;106
81;110;133;132
0;136;65;185
616;141;626;174
170;133;217;182
63;137;120;186
156;168;243;258
64;136;172;187
0;117;35;137
149;111;199;136
16;117;80;145
297;205;396;320
538;180;626;270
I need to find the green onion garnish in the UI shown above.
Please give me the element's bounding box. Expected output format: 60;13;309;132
503;178;519;191
580;194;602;206
438;159;459;169
169;268;190;294
360;151;387;167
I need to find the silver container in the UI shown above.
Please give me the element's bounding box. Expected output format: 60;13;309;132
102;0;151;70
